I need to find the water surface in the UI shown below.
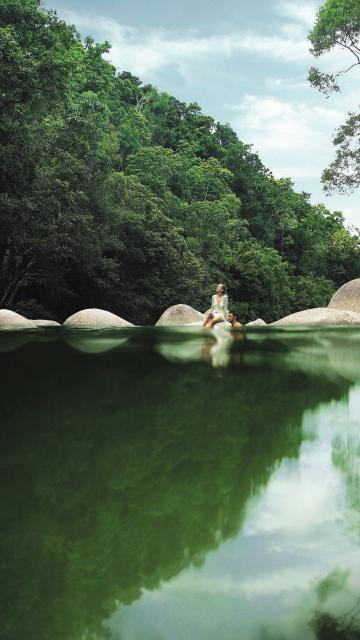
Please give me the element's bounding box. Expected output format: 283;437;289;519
1;326;360;639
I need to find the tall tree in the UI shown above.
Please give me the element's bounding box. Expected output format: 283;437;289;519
308;0;360;192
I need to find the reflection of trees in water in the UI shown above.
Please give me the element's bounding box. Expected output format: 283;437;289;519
325;436;360;638
333;435;360;514
313;415;360;639
311;611;360;639
0;339;352;640
310;569;360;639
312;413;360;640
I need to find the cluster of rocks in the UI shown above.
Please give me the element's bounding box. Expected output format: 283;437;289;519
0;309;61;329
271;278;360;326
272;307;360;326
153;280;360;327
0;308;132;329
2;278;360;329
155;304;267;327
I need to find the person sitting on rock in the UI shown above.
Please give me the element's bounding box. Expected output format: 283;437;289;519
228;311;243;329
202;284;229;328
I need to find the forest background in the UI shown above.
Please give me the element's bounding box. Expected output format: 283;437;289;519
1;0;360;324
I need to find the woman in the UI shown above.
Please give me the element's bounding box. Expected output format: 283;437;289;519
202;284;229;328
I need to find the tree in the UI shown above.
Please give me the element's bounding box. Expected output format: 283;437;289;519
186;157;233;202
290;276;335;312
99;174;206;323
125;146;176;197
308;0;360;192
1;0;359;324
227;240;293;322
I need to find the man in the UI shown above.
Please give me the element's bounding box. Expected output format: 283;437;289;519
227;311;243;329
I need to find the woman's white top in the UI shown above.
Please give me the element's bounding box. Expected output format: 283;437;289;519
211;294;229;320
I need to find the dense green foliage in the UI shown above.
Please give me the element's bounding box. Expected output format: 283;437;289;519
309;0;360;193
1;0;360;323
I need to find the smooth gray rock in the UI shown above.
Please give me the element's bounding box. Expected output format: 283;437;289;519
33;319;61;327
156;304;204;326
272;307;360;326
0;309;34;329
328;278;360;313
64;308;133;328
246;318;267;327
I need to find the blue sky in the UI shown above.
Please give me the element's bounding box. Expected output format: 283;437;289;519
44;0;360;227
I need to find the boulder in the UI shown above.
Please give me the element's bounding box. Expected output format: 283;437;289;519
328;278;360;313
156;304;204;327
64;308;133;328
246;318;267;327
272;307;360;326
33;319;61;327
0;309;34;329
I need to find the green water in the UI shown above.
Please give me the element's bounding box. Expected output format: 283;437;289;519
1;326;360;640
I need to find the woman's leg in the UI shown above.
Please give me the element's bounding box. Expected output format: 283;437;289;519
202;312;214;327
208;315;225;328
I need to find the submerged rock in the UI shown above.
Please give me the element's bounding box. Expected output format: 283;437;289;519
65;336;128;354
156;337;209;363
0;309;34;329
272;307;360;326
246;318;267;327
327;341;360;383
185;320;204;327
33;319;61;327
64;308;133;328
0;335;32;352
156;304;204;326
328;278;360;313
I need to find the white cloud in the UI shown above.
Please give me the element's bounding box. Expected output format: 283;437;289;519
265;76;308;90
61;11;310;81
244;444;343;536
276;1;318;27
160;568;315;598
228;95;344;179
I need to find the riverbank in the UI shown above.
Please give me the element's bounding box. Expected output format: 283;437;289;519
2;278;360;330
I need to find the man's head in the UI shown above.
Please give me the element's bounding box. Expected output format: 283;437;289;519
228;311;238;324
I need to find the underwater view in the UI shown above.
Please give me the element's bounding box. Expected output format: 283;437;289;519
1;326;360;640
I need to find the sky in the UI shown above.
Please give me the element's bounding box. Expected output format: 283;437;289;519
44;0;360;228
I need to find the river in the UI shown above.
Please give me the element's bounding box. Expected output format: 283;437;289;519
1;326;360;639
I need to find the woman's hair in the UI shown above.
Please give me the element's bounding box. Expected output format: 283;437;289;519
217;283;226;294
